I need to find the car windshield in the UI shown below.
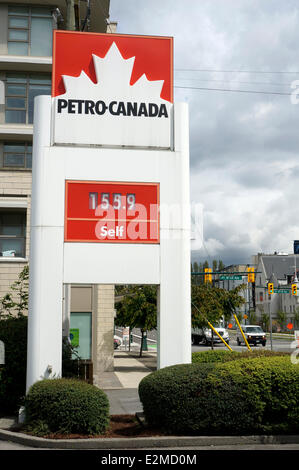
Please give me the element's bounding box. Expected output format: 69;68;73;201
245;326;263;333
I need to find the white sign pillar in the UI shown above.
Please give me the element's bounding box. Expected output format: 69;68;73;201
26;95;191;391
26;33;191;391
158;104;191;368
26;97;64;390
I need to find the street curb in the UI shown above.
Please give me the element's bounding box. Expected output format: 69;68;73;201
0;428;298;449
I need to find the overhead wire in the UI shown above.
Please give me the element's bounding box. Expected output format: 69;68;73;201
174;85;292;96
174;68;298;96
174;77;292;88
175;68;299;74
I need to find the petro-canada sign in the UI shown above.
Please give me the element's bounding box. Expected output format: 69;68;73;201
52;31;173;148
26;30;191;392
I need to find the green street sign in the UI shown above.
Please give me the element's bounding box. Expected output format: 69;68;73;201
274;289;289;294
219;275;242;281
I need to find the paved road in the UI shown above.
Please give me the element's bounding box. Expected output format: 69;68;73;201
116;327;294;353
192;330;294;353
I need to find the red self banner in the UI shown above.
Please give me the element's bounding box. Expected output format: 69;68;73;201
65;180;159;244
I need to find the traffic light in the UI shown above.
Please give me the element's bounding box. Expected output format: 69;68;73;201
268;283;274;295
247;267;255;283
204;268;212;283
292;284;297;296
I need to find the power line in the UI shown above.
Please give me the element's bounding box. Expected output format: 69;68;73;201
174;85;292;96
175;68;299;74
175;77;292;88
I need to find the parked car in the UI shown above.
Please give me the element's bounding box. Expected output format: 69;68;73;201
236;325;266;346
192;326;230;345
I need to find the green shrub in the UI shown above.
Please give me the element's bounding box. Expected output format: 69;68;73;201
0;315;27;414
217;356;299;433
192;349;289;364
192;350;238;363
139;355;299;435
25;378;110;436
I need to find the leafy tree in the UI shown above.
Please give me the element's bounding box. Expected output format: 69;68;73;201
218;260;225;271
218;284;246;321
212;260;218;272
193;261;199;273
276;310;287;331
0;266;29;318
191;283;245;329
198;262;204;284
294;308;299;328
203;260;209;270
115;285;157;357
248;309;257;325
261;312;270;331
192;283;224;328
191;261;200;285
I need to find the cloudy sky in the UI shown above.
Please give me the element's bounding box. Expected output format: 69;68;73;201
109;0;299;266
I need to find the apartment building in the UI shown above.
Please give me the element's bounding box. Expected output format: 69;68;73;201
0;0;117;383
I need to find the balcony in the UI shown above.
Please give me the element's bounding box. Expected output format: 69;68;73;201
0;54;52;73
0;123;33;141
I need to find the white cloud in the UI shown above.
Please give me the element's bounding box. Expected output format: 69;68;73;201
110;0;299;264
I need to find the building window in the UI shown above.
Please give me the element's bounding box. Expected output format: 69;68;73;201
70;312;92;360
5;73;51;124
8;5;53;56
1;142;32;170
0;209;26;258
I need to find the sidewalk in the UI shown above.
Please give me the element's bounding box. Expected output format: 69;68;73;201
97;347;157;415
98;347;157;390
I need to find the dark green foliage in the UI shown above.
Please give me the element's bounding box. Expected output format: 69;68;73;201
25;378;110;436
217;356;299;433
0;315;27;414
115;285;157;357
192;350;238;363
61;337;81;378
192;349;289;364
191;283;245;328
0;266;29;317
139;355;299;435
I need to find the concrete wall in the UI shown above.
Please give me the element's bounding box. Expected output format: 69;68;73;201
93;284;115;382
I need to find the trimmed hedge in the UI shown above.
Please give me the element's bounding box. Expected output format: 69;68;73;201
217;356;299;433
25;378;110;436
192;349;289;364
138;355;299;435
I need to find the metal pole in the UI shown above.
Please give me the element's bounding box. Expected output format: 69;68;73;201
207;321;233;352
233;314;252;351
269;296;273;351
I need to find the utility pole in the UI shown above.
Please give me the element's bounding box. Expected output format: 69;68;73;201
269;269;274;351
269;297;273;350
66;0;76;31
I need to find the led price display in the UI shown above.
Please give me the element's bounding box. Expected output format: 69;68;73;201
65;180;159;244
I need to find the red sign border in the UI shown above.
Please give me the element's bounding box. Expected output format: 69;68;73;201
52;30;174;102
64;180;160;244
